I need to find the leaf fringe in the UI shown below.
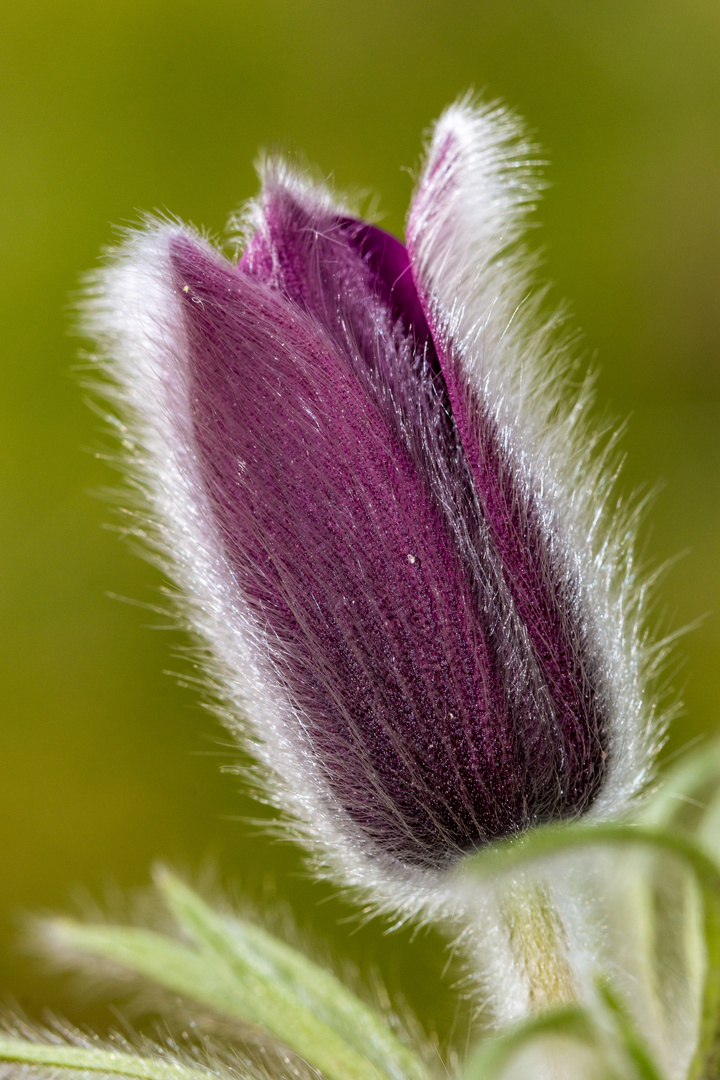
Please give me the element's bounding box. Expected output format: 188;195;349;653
40;876;430;1080
0;1036;219;1080
155;869;427;1080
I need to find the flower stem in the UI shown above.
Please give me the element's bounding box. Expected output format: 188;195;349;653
501;881;579;1012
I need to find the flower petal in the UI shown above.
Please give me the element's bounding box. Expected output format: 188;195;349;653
407;99;650;816
84;98;655;904
95;223;587;875
239;174;442;451
242;178;432;354
171;232;540;867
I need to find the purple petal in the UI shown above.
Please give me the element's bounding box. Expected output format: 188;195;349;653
407;103;609;815
82;97;658;909
240;183;437;402
239;184;459;589
247;172;609;826
172;233;538;865
341;219;433;353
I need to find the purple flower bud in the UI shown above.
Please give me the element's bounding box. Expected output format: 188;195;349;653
84;101;654;907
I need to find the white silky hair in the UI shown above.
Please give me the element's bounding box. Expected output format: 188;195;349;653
81;98;669;1033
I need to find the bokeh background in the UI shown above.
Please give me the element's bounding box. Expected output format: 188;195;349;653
1;0;718;1047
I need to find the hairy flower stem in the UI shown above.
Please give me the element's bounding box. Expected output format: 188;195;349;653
467;875;585;1035
465;888;586;1080
501;883;580;1013
472;886;588;1080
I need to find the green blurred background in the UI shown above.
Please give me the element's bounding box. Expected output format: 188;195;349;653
1;0;718;1046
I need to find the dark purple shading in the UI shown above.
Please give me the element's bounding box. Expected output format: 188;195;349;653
245;185;607;820
241;196;432;392
239;189;457;534
243;208;430;349
171;235;528;866
406;170;608;815
170;205;607;865
340;220;434;356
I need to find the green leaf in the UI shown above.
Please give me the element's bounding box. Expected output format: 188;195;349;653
461;983;667;1080
597;981;664;1080
0;1036;216;1080
641;740;720;831
47;888;429;1080
462;821;720;1080
46;921;247;1017
155;870;428;1080
462;1005;606;1080
622;745;720;1054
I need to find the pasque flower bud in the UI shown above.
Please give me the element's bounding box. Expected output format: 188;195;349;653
84;100;655;914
